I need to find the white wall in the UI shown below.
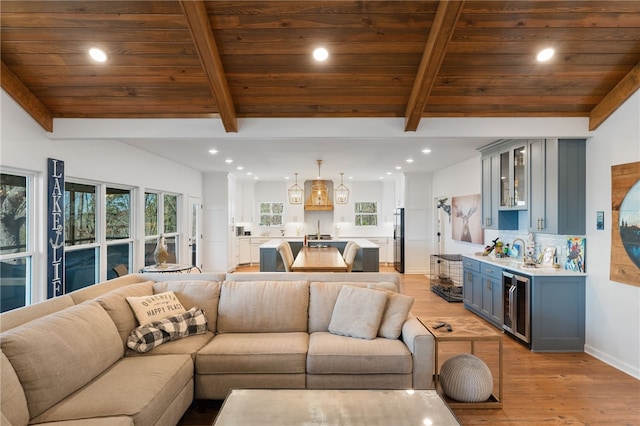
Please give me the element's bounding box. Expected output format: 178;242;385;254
403;172;433;274
583;90;640;379
1;91;203;300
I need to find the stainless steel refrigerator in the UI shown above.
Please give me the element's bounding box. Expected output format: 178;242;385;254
393;208;404;273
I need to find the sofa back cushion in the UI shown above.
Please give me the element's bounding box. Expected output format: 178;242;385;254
153;281;221;332
96;281;155;346
1;350;29;426
308;282;396;333
0;302;122;418
217;281;309;333
0;295;75;333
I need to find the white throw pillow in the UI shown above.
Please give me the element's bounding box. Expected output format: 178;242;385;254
126;291;186;326
378;292;414;339
328;286;387;340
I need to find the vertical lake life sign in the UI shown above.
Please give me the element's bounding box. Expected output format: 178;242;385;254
48;158;65;298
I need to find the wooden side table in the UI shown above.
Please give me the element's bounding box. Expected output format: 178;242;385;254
418;316;503;409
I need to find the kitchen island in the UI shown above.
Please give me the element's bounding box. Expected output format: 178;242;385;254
260;239;379;272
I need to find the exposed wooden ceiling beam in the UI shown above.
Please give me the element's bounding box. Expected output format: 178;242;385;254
179;0;237;133
589;62;640;131
1;61;53;132
404;0;464;132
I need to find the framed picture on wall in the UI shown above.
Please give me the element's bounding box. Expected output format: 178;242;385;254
451;194;484;244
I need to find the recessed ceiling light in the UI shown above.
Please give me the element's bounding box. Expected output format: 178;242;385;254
395;166;402;170
406;158;414;163
254;176;259;180
236;166;244;170
536;48;555;62
386;172;392;175
208;149;218;155
88;47;107;62
379;176;384;180
246;172;252;175
225;159;233;164
313;47;329;62
422;148;432;154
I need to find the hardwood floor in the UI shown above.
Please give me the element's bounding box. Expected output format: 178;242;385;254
179;267;640;425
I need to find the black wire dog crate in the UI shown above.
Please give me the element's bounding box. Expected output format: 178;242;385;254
429;254;463;302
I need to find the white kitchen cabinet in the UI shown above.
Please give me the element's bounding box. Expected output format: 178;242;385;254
528;138;586;234
235;182;255;224
238;237;251;264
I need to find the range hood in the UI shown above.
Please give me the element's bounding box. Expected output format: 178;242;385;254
304;179;334;211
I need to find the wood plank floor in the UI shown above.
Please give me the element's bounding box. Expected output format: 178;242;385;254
179;267;640;425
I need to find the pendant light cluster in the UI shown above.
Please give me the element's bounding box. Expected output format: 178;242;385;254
287;160;350;205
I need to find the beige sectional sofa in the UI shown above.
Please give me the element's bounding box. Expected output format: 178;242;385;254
1;272;434;425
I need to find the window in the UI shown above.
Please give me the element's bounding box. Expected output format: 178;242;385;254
144;191;180;266
106;187;132;279
0;173;32;312
354;202;378;226
65;182;98;292
259;202;283;227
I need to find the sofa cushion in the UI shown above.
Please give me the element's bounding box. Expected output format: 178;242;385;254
197;332;309;374
0;295;74;333
30;354;193;425
217;281;309;333
126;330;214;358
96;281;155;346
1;350;29;426
0;302;123;419
125;290;186;325
378;292;414;339
127;307;207;353
328;286;387;340
153;280;222;332
308;282;397;333
307;332;412;374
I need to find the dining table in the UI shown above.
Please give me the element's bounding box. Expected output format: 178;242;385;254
291;246;348;272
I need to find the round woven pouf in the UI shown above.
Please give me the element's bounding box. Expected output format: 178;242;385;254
439;354;493;402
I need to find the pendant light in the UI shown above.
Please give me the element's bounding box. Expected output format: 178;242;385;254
288;172;303;204
310;160;329;207
334;173;350;204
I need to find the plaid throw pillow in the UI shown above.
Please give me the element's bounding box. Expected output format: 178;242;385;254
127;307;208;353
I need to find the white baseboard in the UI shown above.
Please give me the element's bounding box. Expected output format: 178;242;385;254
584;344;640;380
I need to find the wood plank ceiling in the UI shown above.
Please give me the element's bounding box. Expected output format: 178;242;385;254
1;1;639;134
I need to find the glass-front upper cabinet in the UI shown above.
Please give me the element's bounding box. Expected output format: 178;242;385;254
499;144;527;210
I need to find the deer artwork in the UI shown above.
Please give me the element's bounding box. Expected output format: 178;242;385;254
454;201;478;243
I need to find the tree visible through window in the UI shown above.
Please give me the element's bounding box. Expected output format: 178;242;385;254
259;202;283;227
355;202;378;226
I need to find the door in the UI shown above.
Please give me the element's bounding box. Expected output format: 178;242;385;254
188;197;202;269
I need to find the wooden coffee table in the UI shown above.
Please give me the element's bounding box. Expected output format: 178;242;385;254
419;316;503;409
213;389;461;425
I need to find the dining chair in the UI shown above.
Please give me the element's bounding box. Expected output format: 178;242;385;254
342;241;355;260
277;241;295;272
344;242;360;272
112;264;128;277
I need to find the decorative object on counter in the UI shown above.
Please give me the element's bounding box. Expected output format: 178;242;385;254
524;233;536;265
153;234;169;266
610;161;640;287
566;237;585;272
452;194;483;244
494;241;504;258
482;237;499;256
540;247;556;266
287;172;304;204
334;172;350;204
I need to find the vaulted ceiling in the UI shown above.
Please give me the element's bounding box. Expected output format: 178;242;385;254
2;1;639;136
